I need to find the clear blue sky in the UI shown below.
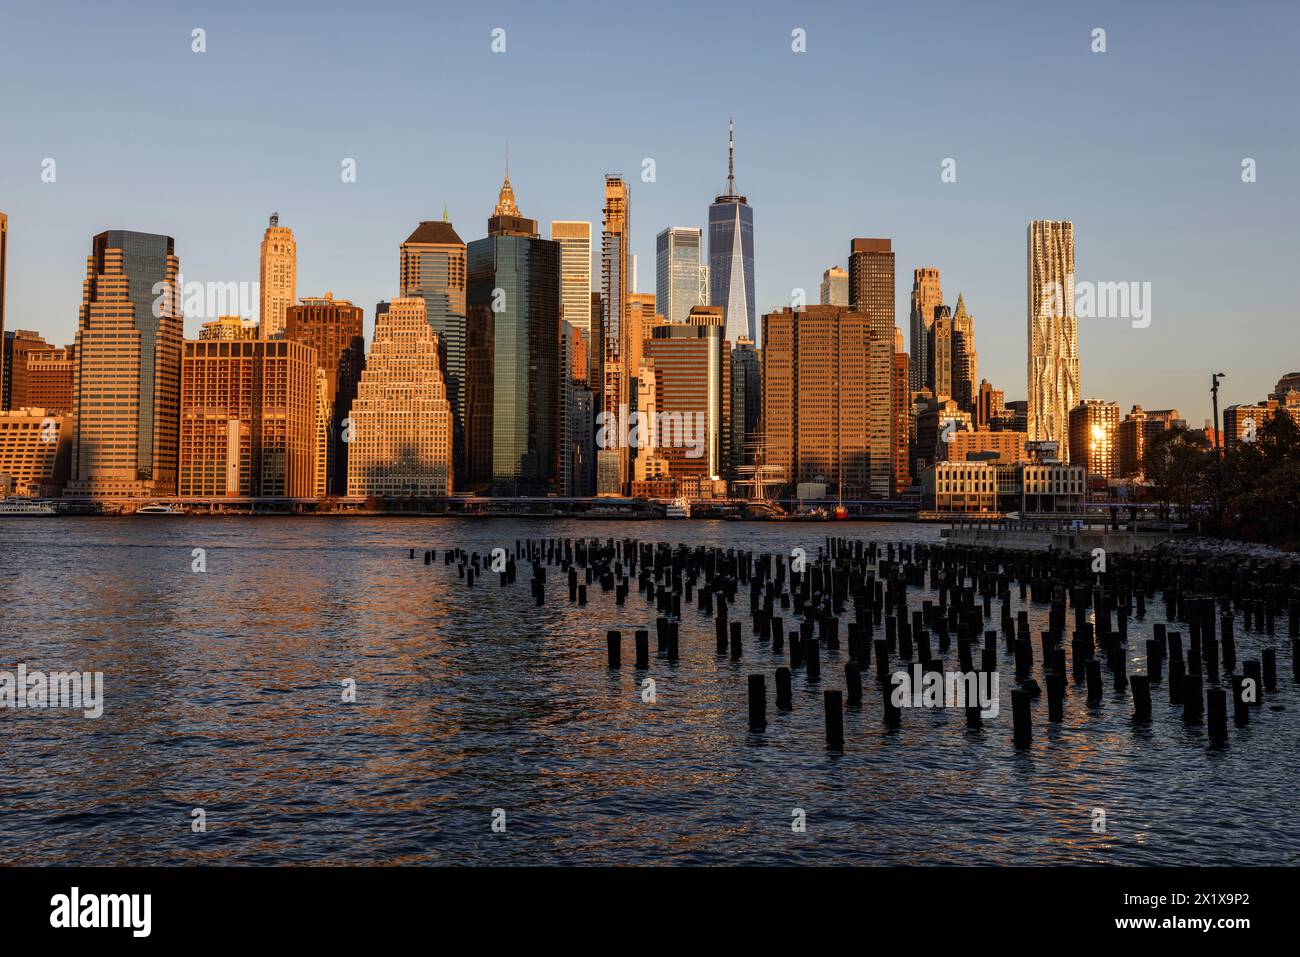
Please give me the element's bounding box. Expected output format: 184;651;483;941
2;0;1297;424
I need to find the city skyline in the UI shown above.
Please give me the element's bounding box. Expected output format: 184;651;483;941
2;1;1295;426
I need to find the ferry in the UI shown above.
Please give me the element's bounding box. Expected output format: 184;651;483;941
0;500;57;516
135;503;186;515
665;497;691;519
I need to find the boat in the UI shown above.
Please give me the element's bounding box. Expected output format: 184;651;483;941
135;503;186;515
665;497;691;519
0;500;57;516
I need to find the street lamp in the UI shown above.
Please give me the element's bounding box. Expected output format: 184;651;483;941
1211;372;1226;528
1210;372;1226;458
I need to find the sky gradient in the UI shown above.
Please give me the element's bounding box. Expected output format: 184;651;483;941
1;0;1297;424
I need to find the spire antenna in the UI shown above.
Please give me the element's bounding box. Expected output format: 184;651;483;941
727;116;735;196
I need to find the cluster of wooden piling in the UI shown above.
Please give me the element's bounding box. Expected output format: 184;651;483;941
413;536;1298;752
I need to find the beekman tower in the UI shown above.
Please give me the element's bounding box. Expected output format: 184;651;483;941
708;118;755;347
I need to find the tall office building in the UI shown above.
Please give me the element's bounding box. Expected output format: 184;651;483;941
656;227;708;325
1068;399;1119;477
892;328;911;494
559;321;595;497
848;238;895;339
400;215;468;474
69;230;183;499
466;174;561;496
730;336;760;471
258;214;296;338
598;174;631;494
761;305;893;499
820;267;848;307
346;297;453;497
0;407;71;497
909;267;942;393
588;292;604;402
1027;220;1079;460
0;213;7;406
928;305;953;400
179;337;318;498
951;293;978;413
24;346;75;414
3;330;53;410
975;379;1007;430
708;118;756;346
285;293;366;495
551;221;592;335
645;320;730;483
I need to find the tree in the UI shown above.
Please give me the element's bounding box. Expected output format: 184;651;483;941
1143;426;1211;521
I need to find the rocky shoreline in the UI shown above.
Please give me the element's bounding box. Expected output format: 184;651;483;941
1149;536;1300;564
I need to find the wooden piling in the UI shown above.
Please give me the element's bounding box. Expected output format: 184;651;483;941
748;674;767;732
1130;674;1151;720
824;690;844;749
1011;688;1032;746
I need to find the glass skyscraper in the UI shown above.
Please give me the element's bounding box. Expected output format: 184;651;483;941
708;119;755;347
465;173;561;496
655;226;707;325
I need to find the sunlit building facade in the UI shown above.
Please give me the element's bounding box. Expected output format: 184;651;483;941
1068;399;1119;477
1027;220;1079;460
69;230;183;499
179;337;318;498
285;293;365;494
551;221;592;335
346;297;452;497
258;214;296;338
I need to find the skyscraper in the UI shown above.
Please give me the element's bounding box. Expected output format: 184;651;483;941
258;214;296;338
909;267;943;394
848;238;895;339
466;173;561;495
598;174;630;495
3;329;53;410
929;305;953;400
708;118;755;347
645;319;730;483
0;212;7;407
656;227;708;325
951;293;978;413
24;345;74;414
892;329;911;494
761;305;893;499
730;336;760;471
1027;220;1079;460
346;297;453;497
559;321;595;497
1068;399;1119;477
820;267;848;307
285;293;366;495
69;230;183;499
400;215;467;472
551;221;592;335
179;337;318;498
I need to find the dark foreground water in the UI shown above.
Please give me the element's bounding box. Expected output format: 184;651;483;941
0;517;1296;865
